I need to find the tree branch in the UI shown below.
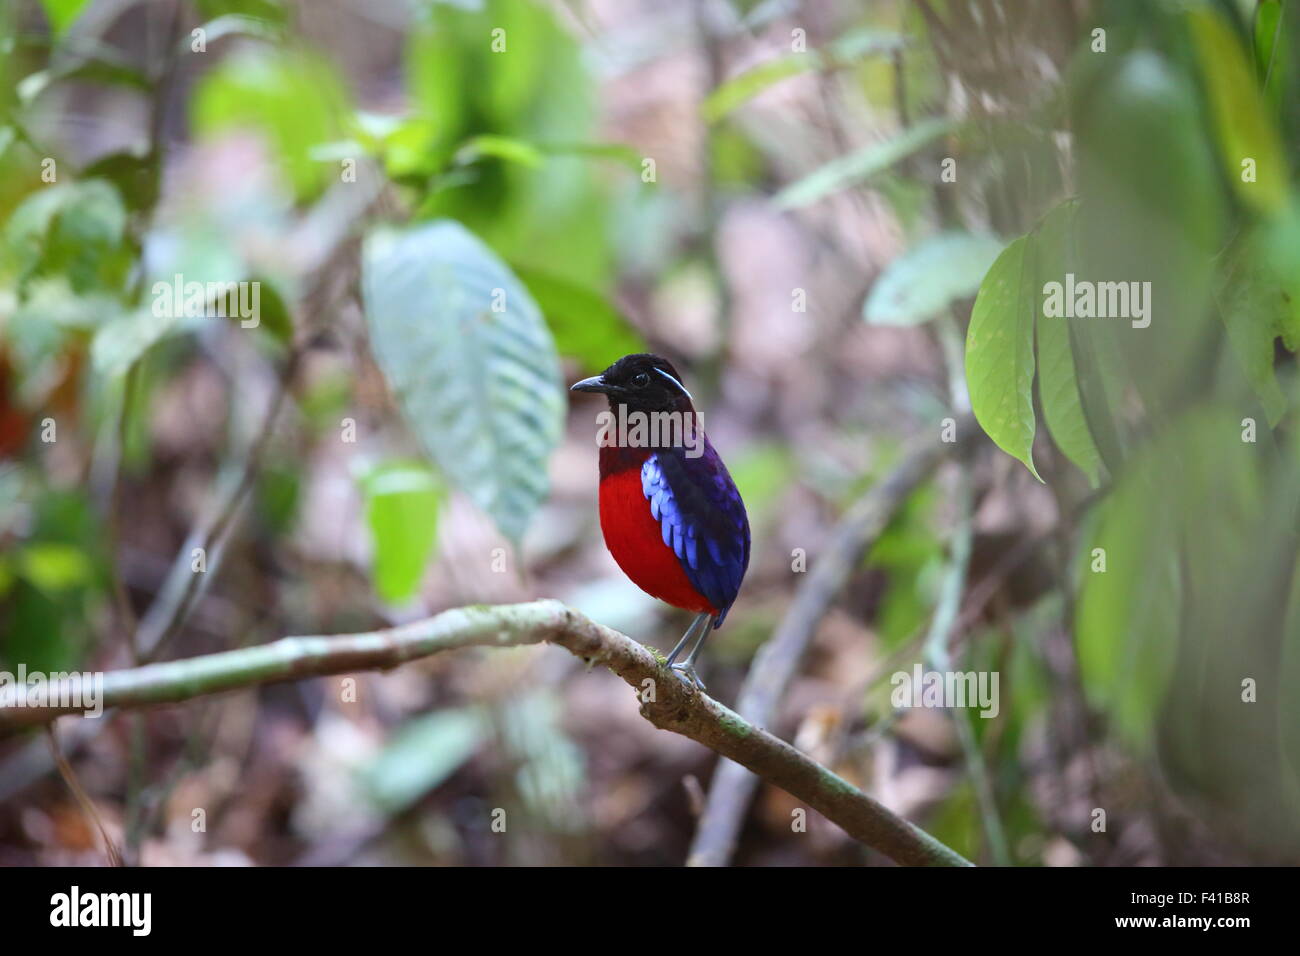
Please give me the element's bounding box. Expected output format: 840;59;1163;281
0;600;971;867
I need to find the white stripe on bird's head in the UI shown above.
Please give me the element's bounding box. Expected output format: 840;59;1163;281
652;367;693;400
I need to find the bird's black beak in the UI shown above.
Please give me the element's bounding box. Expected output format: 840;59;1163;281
570;375;620;395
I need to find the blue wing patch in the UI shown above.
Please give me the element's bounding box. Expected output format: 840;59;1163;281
642;447;750;626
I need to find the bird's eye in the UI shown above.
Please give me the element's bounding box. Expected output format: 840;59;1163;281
630;372;650;388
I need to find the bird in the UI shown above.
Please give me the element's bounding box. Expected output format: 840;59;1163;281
570;353;749;691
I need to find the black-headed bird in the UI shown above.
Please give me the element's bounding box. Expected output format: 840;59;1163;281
571;354;749;690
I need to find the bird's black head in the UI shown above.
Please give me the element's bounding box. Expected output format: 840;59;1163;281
570;353;695;414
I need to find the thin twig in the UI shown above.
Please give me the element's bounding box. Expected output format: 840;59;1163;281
136;346;301;662
46;726;123;867
1;601;972;867
106;362;142;656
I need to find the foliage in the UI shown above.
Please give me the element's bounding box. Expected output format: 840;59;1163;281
4;0;1300;867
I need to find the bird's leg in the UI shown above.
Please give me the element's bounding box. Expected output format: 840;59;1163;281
666;612;713;691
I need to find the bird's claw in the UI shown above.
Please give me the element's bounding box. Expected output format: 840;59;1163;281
670;662;707;692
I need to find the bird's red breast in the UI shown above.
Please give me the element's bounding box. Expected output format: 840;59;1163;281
598;457;718;616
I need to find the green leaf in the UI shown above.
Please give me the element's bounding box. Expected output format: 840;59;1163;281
1075;407;1263;755
1188;5;1289;215
1075;497;1181;752
703;57;812;123
90;306;180;377
538;141;645;171
19;542;91;594
81;150;160;213
703;30;907;123
194;0;286;22
1216;231;1293;425
1070;49;1225;434
359;460;443;604
1032;201;1101;484
19;58;151;104
863;231;1004;326
1255;0;1285;95
455;134;545;169
361;221;565;544
512;266;647;371
191;47;350;199
965;235;1041;481
6;179;128;290
363;708;485;814
38;0;91;36
773;117;954;209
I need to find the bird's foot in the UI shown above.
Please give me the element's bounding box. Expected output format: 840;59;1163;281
670;661;707;693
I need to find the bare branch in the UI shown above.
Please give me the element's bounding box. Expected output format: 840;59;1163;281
0;600;971;867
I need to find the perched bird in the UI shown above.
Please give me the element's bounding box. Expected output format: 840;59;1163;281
571;354;749;690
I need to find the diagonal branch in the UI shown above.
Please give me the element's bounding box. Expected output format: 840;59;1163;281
0;600;971;867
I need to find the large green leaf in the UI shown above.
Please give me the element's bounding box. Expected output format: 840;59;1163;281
774;117;954;209
359;460;443;604
1032;202;1102;485
965;236;1041;480
863;231;1003;326
362;221;564;544
1188;6;1289;215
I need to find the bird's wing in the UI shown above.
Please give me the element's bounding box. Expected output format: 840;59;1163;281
641;443;750;624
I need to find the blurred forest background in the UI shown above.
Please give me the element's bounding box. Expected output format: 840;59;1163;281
2;0;1299;866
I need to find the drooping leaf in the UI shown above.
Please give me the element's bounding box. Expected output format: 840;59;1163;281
863;231;1004;326
361;221;565;544
359;460;443;604
965;235;1041;480
1032;201;1102;485
774;116;953;209
1188;5;1289;215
